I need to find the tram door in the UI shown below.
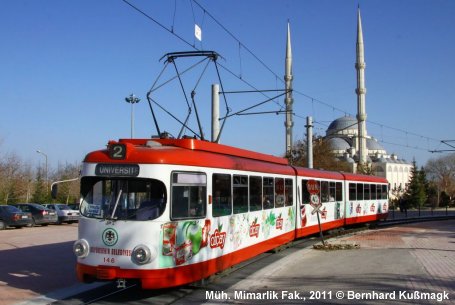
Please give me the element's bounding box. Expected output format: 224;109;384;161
329;181;343;220
300;179;315;228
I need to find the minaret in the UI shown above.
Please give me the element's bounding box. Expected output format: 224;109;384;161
355;7;368;165
284;22;294;156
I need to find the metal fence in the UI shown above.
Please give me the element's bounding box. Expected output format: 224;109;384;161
387;206;455;220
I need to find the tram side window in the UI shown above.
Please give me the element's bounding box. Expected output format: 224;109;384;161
321;181;329;203
329;182;336;202
336;182;343;201
263;177;274;209
233;175;248;214
213;174;232;217
349;183;356;201
302;179;311;204
364;184;371;200
357;183;364;200
381;185;388;199
285;179;293;206
249;176;262;211
171;172;206;220
275;178;285;207
371;184;377;200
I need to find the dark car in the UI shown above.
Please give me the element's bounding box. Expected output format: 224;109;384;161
43;203;80;224
10;203;58;226
0;205;33;229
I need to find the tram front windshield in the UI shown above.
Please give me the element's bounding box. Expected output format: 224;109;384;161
80;177;166;221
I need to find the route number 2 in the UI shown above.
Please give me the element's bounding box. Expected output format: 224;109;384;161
109;144;126;159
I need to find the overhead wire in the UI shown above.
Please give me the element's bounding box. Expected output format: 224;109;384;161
121;0;283;112
293;88;441;152
191;0;285;85
121;0;442;153
122;0;195;49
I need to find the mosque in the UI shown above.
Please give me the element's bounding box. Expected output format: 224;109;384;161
323;9;412;200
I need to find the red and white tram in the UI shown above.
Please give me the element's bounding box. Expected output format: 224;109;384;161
74;137;388;288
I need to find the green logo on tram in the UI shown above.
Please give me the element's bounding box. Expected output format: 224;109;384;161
102;228;119;247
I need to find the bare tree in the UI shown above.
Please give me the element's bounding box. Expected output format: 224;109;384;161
53;161;81;204
425;153;455;206
0;140;81;204
0;153;24;204
289;136;351;172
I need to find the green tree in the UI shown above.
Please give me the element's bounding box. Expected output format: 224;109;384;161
426;181;439;208
403;160;427;208
440;191;451;206
32;167;50;203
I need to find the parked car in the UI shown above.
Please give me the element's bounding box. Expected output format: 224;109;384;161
43;203;80;224
67;203;80;211
10;203;58;226
0;205;33;229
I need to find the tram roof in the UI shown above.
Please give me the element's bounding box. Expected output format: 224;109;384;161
294;167;345;180
84;138;294;175
153;138;289;165
340;172;388;183
83;138;388;183
294;168;387;183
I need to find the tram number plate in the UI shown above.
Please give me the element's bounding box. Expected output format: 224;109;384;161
109;144;126;159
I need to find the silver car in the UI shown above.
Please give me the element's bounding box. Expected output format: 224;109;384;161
43;203;80;224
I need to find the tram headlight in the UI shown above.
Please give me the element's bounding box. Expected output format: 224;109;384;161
73;239;90;258
131;244;155;265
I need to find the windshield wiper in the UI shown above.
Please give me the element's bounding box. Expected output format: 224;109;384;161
109;189;123;220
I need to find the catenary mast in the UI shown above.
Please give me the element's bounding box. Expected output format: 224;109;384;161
284;22;294;156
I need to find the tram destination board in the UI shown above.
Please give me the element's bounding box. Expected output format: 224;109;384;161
95;163;140;177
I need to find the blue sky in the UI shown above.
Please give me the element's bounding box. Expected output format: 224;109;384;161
1;0;454;170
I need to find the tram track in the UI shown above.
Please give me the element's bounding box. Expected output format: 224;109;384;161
54;215;455;305
77;282;138;305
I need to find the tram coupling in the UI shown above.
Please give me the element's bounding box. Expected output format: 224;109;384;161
116;279;127;289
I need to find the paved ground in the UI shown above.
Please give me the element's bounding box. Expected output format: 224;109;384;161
176;220;455;304
0;224;78;305
2;220;454;305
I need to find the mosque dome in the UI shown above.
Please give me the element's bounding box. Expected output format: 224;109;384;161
324;116;388;161
378;157;388;163
326;116;358;136
326;137;351;151
366;137;386;152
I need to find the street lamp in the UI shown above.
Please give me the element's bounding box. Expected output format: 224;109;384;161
36;150;48;193
125;93;141;138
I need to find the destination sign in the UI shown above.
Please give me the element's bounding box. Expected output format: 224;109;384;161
95;164;140;177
